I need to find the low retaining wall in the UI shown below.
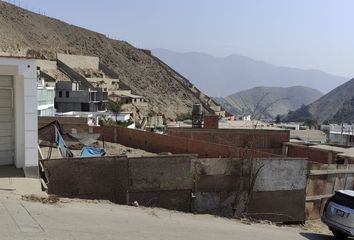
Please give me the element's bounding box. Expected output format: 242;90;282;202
42;156;128;203
93;126;280;158
127;155;193;211
192;158;307;222
42;154;307;223
43;154;194;211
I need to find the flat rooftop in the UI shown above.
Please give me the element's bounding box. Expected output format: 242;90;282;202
291;143;354;159
167;120;284;130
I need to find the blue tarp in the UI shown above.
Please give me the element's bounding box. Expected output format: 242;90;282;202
55;126;74;158
81;146;106;157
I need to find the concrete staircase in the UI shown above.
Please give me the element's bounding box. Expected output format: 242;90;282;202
57;59;94;89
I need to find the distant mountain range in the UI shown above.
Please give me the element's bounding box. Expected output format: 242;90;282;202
214;86;323;119
152;49;348;96
286;78;354;123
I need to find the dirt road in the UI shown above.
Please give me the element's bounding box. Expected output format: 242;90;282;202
0;194;332;240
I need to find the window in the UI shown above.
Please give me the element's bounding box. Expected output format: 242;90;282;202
66;91;69;98
90;92;96;101
332;192;354;209
59;91;62;98
72;82;80;91
81;103;90;111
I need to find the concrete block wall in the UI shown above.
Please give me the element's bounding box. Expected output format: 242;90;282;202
43;154;195;211
127;155;194;211
128;155;193;192
42;154;307;222
248;159;307;222
191;158;307;222
44;156;128;203
191;158;247;217
56;102;83;113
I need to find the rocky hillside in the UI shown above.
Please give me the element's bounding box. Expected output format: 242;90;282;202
214;86;323;119
286;78;354;123
153;49;347;96
0;2;221;119
331;97;354;123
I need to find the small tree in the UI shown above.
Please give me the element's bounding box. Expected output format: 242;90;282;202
106;99;122;124
112;81;119;90
95;80;106;88
232;92;285;219
176;112;193;121
304;117;318;130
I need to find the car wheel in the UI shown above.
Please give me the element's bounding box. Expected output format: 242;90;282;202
332;230;348;240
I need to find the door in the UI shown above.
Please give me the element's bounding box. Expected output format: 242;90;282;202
0;76;14;165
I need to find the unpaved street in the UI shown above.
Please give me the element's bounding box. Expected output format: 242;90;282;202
0;194;333;240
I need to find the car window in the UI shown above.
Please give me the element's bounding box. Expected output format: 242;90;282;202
332;192;354;209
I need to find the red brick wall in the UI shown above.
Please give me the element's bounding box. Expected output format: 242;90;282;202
167;128;290;155
203;115;219;129
93;126;280;158
286;144;336;164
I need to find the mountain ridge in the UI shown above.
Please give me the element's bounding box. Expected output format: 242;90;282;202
152;48;348;96
214;86;323;119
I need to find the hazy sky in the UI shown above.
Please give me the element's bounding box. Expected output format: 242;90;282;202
10;0;354;77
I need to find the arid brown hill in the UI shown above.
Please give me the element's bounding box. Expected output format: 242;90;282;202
286;78;354;123
214;86;323;119
0;2;221;119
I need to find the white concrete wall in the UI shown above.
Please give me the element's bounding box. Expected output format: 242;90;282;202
99;113;131;122
57;53;99;69
253;159;307;191
0;58;38;169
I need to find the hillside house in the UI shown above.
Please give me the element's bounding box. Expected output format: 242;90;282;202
55;80;107;112
36;54;149;113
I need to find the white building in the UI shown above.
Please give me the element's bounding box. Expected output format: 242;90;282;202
276;123;301;131
55;111;133;127
242;115;251;121
102;112;132;122
0;57;38;177
327;124;354;146
37;85;55;116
